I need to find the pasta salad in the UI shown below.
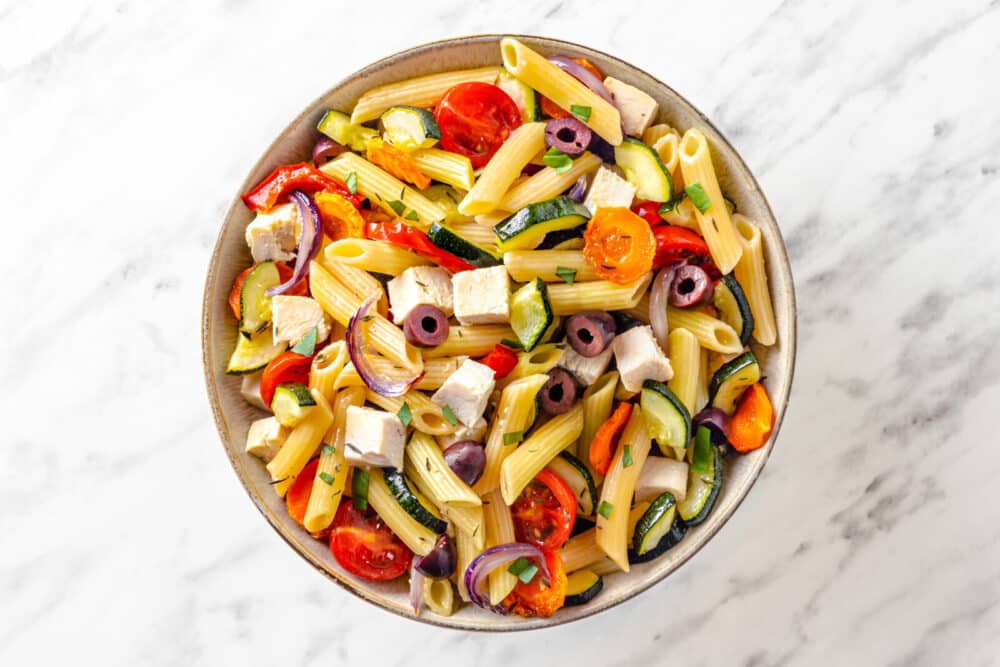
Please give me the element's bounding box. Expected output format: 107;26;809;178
226;37;778;619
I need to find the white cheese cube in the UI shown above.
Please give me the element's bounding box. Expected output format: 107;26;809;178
387;266;454;325
343;406;406;470
240;372;268;411
452;265;510;325
635;456;689;503
611;325;674;392
245;203;301;263
583;166;636;214
431;359;496;426
604;76;659;138
271;296;331;347
436;417;488;449
245;416;288;462
560;345;614;386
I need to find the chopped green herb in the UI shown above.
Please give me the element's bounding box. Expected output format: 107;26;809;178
569;104;592;122
623;444;633;468
361;315;374;323
685;183;711;213
345;171;358;195
508;556;539;583
542;147;573;174
404;209;420;222
321;444;335;457
318;472;335;485
441;404;458;426
555;266;577;285
352;469;370;511
597;500;614;519
388;199;406;216
397;402;413;427
290;327;318;356
503;431;524;446
500;337;524;349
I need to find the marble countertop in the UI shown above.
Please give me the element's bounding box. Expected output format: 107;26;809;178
4;0;999;664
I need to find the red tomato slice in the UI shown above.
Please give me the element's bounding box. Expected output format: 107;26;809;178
631;200;663;226
329;502;413;581
259;351;313;407
505;549;567;618
434;83;522;169
286;457;319;526
511;469;576;550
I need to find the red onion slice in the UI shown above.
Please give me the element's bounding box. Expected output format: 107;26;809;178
567;174;588;202
346;295;423;397
312;136;348;165
693;407;731;445
650;264;679;350
266;190;320;296
548;56;616;107
409;554;424;615
463;543;550;612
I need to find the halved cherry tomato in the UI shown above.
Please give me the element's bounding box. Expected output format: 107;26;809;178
651;225;721;279
329;501;413;581
511;469;576;550
632;200;664;226
286;457;319;526
476;344;519;379
582;207;656;284
540;58;603;119
435;83;522;168
259;351;312;407
315;191;367;241
227;263;308;320
504;548;567;618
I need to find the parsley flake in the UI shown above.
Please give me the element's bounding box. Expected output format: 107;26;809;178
345;171;358;195
508;557;539;584
685;183;711;213
569;104;592;121
352;469;370;511
441;404;459;426
321;444;335;457
542;147;574;174
503;431;524;446
318;472;335;485
623;444;633;468
387;199;406;216
597;500;614;519
397;402;413;427
555;266;577;285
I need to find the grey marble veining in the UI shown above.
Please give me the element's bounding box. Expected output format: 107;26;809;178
2;0;999;664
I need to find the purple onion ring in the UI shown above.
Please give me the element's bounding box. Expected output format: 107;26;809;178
409;554;424;614
266;190;320;296
650;263;680;350
463;543;551;611
346;295;423;397
548;56;616;107
312;136;348;165
693;407;731;445
567;174;588;201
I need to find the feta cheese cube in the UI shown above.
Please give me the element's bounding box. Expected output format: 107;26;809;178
611;325;673;392
240;372;268;411
635;456;689;503
436;417;487;449
245;416;288;462
604;76;659;138
583;166;636;214
245;203;301;263
343;406;406;470
452;265;510;325
387;266;454;324
271;296;331;347
431;359;496;426
560;345;614;386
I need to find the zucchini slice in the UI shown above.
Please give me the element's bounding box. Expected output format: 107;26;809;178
546;451;598;516
509;278;553;352
630;492;687;563
226;327;285;375
239;261;281;336
713;275;755;347
708;351;761;414
536;224;586;250
614;137;673;202
564;569;603;606
497;71;541;122
317;109;377;152
383;467;448;534
426;222;501;267
423;185;473;225
270;382;316;428
640;380;692;454
494;196;591;253
678;431;722;525
380;105;441;151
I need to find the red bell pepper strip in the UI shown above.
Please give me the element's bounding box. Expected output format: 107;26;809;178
651;225;721;279
365;221;475;274
477;344;519;379
242;163;363;212
631;200;663;226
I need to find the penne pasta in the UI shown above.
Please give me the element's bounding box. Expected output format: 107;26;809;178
319;259;385;303
303;387;365;532
661;197;700;231
558;529;610;573
421;324;515;359
324;238;431;276
405;432;481;506
666;307;743;354
475;374;549;495
503;250;600;283
364;389;456;437
733;214;778;345
455;526;481;601
496;344;563;390
547;274;652;315
308;341;349;407
459;122;547;215
498;152;602;212
350;67;501;124
411;148;475;190
483;488;519;605
335;356;466;392
265;389;335;497
421;577;456;617
576;370;618;484
667;328;700;415
500;404;584;505
367;468;438;556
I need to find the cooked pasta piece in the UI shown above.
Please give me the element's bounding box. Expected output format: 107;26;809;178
350;67;501;124
660;197;699;232
335;356;466;391
421;577;456;617
444;221;501;250
497;344;563;389
576;370;618;484
324;238;431;276
503;250;600;283
364;390;456;437
459;122;547;215
641;123;679;146
666;307;743;354
483;488;519;605
475;374;549;495
595;405;652;571
303;387;365;532
590;558;623;576
499;404;584;505
498;152;601;212
405;432;481;506
558;528;608;573
733;214;778;346
421;324;515;359
265;389;335;497
652;131;684;196
410;148;475;190
473;210;511;227
454;526;482;601
308;340;349;406
547;274;652;315
319;259;384;303
666;328;700;415
695;347;710;414
367;468;438;556
500;38;623;145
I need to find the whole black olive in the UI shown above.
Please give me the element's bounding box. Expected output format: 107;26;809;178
539;368;580;415
414;535;456;579
403;304;450;347
442;440;486;486
565;311;616;357
669;265;714;307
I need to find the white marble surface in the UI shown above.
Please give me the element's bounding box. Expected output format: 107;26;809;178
3;0;1000;664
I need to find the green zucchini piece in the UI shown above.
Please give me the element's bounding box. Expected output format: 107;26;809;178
536;223;586;250
426;222;501;267
383;467;448;534
494;196;591;253
546;451;598;516
708;351;761;414
271;382;317;428
713;275;755;347
640;380;692;454
380;105;441;151
239;261;281;336
564;569;603;606
630;492;687;563
497;71;541;122
509;278;553;352
422;185;473;225
317;109;377;152
678;436;722;525
614;137;673;202
226;327;285;375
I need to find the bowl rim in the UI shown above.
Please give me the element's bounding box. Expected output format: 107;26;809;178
202;33;797;632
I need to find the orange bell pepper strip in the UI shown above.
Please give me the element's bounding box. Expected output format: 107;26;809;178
366;138;431;190
315;191;367;241
285;457;320;526
727;383;775;453
582;207;656;284
588;402;633;475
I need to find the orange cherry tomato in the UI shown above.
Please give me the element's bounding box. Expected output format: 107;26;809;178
588;402;633;475
366;139;431;190
583;207;656;284
285;457;320;526
504;549;568;618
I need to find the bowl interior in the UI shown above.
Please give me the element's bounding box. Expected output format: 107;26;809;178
202;35;796;631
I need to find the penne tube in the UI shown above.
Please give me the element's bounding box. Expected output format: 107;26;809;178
576;370;618;485
558;529;609;573
499;404;584;505
499;152;602;212
266;389;335;497
364;389;456;437
411;148;475;191
666;307;743;354
475;374;549;495
421;324;515;359
733;214;778;346
483;488;519;605
547;274;652;315
351;67;501;124
324;238;431;276
335;356;465;392
503;250;600;283
367;469;438;556
308;340;349;405
405;432;481;506
303;387;365;532
667;328;700;415
459;122;547;216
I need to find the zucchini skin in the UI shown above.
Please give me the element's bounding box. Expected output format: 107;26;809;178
707;351;760;413
383;468;448;534
678;445;723;526
628;513;687;564
564;571;604;606
494;196;591;252
640;380;692;455
715;275;755;346
426;223;500;268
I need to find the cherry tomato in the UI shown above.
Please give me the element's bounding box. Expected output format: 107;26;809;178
285;457;319;527
329;502;413;581
504;549;567;618
631;200;664;226
511;469;576;550
582;207;656;284
229;263;309;320
435;83;522;168
476;344;519;379
540;58;603;119
259;351;312;407
651;225;721;279
228;266;254;319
